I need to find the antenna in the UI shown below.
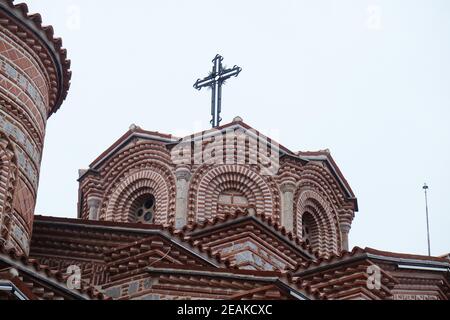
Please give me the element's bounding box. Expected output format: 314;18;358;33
422;183;431;256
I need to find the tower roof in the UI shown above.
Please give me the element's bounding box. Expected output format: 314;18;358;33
0;0;71;115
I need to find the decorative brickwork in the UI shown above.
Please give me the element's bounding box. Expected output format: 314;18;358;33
295;189;339;257
278;158;357;256
22;215;450;300
79;140;177;224
0;132;16;248
187;164;281;223
1;1;448;302
78;120;357;260
104;169;172;224
0;243;106;300
183;211;316;271
295;247;450;300
0;0;71;256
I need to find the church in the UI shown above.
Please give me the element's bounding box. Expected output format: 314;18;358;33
0;1;449;300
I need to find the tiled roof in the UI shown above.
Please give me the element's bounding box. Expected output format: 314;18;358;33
300;246;450;272
292;248;399;300
296;246;367;272
104;235;233;281
292;246;450;300
33;215;231;268
29;216;449;300
0;243;107;300
145;263;321;300
230;284;293;300
183;209;318;261
364;247;450;263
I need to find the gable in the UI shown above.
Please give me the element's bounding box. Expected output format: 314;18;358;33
30;216;229;286
184;212;316;271
204;234;295;271
0;246;105;300
294;247;450;300
104;234;226;284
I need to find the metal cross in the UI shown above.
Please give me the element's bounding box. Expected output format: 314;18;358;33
194;54;242;128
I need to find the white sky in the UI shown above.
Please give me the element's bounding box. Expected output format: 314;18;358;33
27;0;449;256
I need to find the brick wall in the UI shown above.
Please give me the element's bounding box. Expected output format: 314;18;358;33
0;2;70;255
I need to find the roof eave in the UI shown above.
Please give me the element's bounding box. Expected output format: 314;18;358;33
85;129;179;172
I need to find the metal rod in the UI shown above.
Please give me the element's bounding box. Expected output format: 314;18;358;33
217;80;222;126
423;183;431;256
210;60;217;127
211;82;216;127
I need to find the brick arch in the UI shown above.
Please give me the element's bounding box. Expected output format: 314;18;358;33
103;169;172;224
280;161;349;210
188;165;279;223
295;189;340;257
94;142;177;224
0;133;18;246
80;141;175;220
101;142;173;188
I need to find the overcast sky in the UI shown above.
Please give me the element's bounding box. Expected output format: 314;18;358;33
27;0;449;256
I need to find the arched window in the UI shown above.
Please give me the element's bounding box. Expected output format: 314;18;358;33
131;194;156;224
302;212;319;251
103;168;175;224
296;190;340;257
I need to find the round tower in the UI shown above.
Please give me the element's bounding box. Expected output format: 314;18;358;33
0;1;70;255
